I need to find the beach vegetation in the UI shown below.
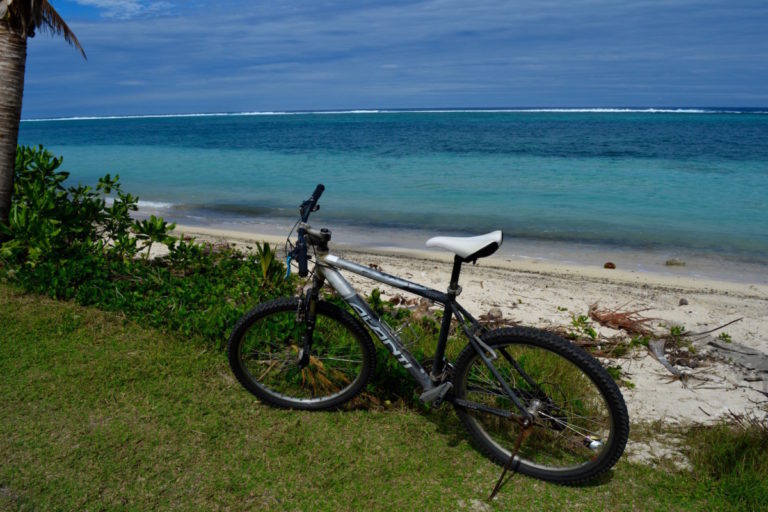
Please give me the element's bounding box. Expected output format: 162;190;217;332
0;0;85;229
665;324;697;353
368;286;387;317
717;332;733;344
630;334;652;348
0;146;145;267
668;324;686;340
254;241;283;287
0;145;294;348
604;363;634;388
568;313;597;341
133;214;176;259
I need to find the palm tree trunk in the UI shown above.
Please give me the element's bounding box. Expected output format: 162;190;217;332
0;20;27;228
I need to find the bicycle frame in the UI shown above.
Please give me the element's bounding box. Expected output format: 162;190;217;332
313;250;533;419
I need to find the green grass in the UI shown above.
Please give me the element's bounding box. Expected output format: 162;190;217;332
1;283;765;511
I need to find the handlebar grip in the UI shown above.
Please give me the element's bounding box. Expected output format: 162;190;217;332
300;184;325;222
311;184;325;201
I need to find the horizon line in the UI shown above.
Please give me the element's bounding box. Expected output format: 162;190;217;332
21;106;768;122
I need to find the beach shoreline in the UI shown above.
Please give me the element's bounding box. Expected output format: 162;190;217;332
171;223;768;295
170;222;768;435
132;201;768;286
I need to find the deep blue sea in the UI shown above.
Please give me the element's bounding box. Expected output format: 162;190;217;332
18;109;768;280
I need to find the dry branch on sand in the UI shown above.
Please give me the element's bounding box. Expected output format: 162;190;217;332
588;302;656;335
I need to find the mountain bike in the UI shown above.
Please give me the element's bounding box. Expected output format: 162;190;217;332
227;185;629;485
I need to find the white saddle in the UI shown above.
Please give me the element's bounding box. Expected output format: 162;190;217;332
425;230;503;262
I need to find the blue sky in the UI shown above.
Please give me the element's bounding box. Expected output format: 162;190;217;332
21;0;768;118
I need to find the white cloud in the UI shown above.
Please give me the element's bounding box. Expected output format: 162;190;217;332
73;0;173;19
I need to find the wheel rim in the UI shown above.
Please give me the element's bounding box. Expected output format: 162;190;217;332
460;343;615;473
238;309;366;404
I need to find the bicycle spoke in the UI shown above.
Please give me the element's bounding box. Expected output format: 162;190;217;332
536;412;605;440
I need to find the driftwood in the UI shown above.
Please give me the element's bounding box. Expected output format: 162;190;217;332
675;317;744;342
649;318;744;380
648;338;684;380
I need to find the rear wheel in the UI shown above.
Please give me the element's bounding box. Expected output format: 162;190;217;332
228;297;375;410
452;327;629;484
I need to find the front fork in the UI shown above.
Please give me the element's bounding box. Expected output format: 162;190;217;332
296;274;324;369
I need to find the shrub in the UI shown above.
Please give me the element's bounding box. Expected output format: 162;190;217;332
1;145;144;267
0;145;293;347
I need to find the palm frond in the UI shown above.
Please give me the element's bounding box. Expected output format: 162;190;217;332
39;1;86;59
5;1;86;59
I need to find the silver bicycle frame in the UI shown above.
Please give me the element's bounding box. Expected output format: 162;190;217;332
316;252;444;391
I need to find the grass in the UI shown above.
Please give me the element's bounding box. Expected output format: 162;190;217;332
1;283;766;511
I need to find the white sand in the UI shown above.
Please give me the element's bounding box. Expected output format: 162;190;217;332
172;224;768;428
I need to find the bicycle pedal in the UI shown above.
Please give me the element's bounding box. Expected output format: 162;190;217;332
419;382;453;406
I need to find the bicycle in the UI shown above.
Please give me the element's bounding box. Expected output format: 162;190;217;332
227;184;629;485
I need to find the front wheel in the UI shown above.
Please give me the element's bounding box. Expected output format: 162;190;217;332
452;327;629;484
227;297;375;410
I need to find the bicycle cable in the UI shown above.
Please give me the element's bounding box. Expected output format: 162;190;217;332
284;218;301;278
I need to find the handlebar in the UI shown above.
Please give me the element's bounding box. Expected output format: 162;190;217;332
294;184;325;277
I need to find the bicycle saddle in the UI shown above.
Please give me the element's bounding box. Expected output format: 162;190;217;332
425;230;503;263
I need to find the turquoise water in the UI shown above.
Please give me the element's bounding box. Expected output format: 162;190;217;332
19;109;768;272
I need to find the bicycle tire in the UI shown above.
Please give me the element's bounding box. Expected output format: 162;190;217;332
452;326;629;484
227;297;375;410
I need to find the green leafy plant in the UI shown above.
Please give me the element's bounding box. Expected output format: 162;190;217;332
568;313;597;341
666;324;696;352
368;287;386;317
604;363;634;388
669;324;686;340
133;215;176;259
254;241;283;287
605;364;623;380
0;145;155;270
717;332;733;344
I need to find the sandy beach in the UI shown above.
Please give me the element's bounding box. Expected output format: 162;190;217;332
172;224;768;431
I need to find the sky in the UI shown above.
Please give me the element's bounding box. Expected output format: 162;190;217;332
20;0;768;118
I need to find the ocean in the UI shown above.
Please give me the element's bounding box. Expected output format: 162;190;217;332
18;109;768;282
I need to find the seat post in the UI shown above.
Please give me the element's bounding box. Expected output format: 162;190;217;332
431;255;464;382
448;255;463;294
